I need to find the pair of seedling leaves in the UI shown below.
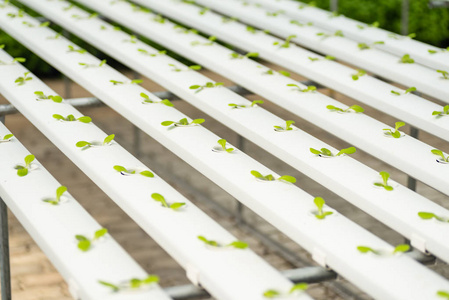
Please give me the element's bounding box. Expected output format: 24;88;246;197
110;79;143;85
15;72;32;86
138;48;167;57
357;41;384;50
35;91;63;103
310;146;356;158
383;122;405;138
229;52;259;60
433;105;449;117
53;114;91;123
197;236;248;249
140;93;173;106
250;170;296;183
76;134;115;149
438;70;449;80
191;35;216;46
308;55;335;62
169;64;201;72
431;149;449;163
151;193;185;210
0;56;25;65
287;84;317;93
216;138;234;153
189;82;224;93
15;154;35;177
418;212;449;223
273;35;296;49
113;165;154;178
313;197;333;219
391;86;416;96
357;244;410;256
263;283;308;298
1;134;13;142
352;69;366;81
326;104;364;113
99;275;159;293
228;100;264;109
399;54;414;64
76;228;108;252
316;30;344;39
43;186;67;205
161;118;205;127
79;59;106;68
374;171;394;191
274;120;295;131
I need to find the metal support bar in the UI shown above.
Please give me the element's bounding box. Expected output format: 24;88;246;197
401;0;409;35
330;0;338;12
407;126;419;191
429;0;449;8
133;69;142;158
0;197;11;300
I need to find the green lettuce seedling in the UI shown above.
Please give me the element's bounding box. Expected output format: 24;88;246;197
357;244;409;255
47;33;62;40
0;0;10;9
313;197;333;219
437;70;449;80
169;64;201;72
43;186;67;205
34;91;63;103
113;165;154;177
251;170;296;183
161;118;205;127
151;193;185;210
197;236;248;249
388;33;415;40
374;171;394;191
152;14;167;23
228;100;263;108
173;24;198;34
15;72;32;85
266;10;285;17
274;120;295;131
71;13;98;20
357;41;384;50
352;69;366;80
198;7;210;15
76;134;115;149
418;212;449;223
316;30;344;39
67;45;86;54
273;35;296;48
123;35;137;44
290;20;313;27
222;16;238;23
308;55;335;62
7;9;24;18
191;35;217;46
79;59;106;68
310;147;356;157
428;47;449;54
189;82;223;93
14;154;35;177
383;121;405;138
53;114;91;123
437;291;449;299
260;68;290;76
263;283;308;298
76;228;107;252
0;57;25;65
431;149;449;163
287;84;316;93
138;48;166;57
110;79;142;85
229;52;259;59
399;54;414;64
216;139;234;153
141;93;173;106
326;104;364;113
1;134;13;141
390;87;416;96
99;275;159;293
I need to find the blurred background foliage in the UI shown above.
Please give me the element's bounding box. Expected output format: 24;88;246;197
1;0;448;77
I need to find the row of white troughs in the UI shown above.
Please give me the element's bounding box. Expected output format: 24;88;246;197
0;0;448;299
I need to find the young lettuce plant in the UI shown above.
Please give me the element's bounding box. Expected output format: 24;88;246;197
67;45;86;54
351;69;367;80
169;64;201;72
151;193;185;210
357;244;410;256
437;291;449;299
79;59;106;68
198;7;210;15
189;82;223;93
290;20;314;27
76;228;107;252
263;283;308;298
437;70;449;80
310;147;356;157
34;91;63;103
76;134;115;149
53;114;92;123
228;100;263;109
308;55;335;62
383;121;405;138
266;10;285;17
110;79;143;85
313;197;333;219
161;118;205;127
433;105;449;117
221;16;239;23
428;47;449;54
15;72;32;85
326;104;364;113
141;93;173;106
99;275;159;293
229;52;259;59
191;35;217;46
391;87;416;96
273;35;296;48
418;212;449;223
42;186;67;205
122;35;138;44
138;48;167;57
316;30;344;39
0;57;25;65
251;170;296;183
213;139;234;153
113;165;154;177
14;154;35;177
274;120;295;132
197;236;248;249
399;54;415;64
287;83;316;93
1;134;13;142
373;171;394;191
357;41;384;50
431;149;449;163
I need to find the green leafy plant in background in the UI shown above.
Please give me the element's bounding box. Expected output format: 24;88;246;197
399;54;415;63
313;197;333;219
34;91;63;103
229;52;259;59
140;93;173;106
53;114;91;123
197;236;248;249
1;134;13;141
273;35;297;48
383;121;405;138
326;104;364;113
67;45;86;54
169;64;201;72
42;186;67;205
418;212;449;223
99;275;159;292
0;56;25;65
161;118;205;127
113;165;154;177
191;35;217;46
228;100;264;108
437;70;449;80
76;134;115;149
75;228;107;252
274;120;295;131
391;87;416;96
437;291;449;299
215;139;234;153
151;193;185;210
374;171;394;191
357;244;410;255
110;79;142;85
189;82;224;93
263;283;308;298
137;49;167;57
14;154;35;177
357;41;385;50
310;146;356;157
14;72;32;85
287;83;317;93
79;59;106;68
431;149;449;163
251;170;296;183
351;69;367;80
316;30;344;39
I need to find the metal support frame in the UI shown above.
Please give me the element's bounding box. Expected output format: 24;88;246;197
330;0;338;12
429;0;449;8
401;0;409;35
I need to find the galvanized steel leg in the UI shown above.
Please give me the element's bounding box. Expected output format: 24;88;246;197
407;126;419;191
133;70;141;158
330;0;338;12
236;135;245;226
401;0;409;35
